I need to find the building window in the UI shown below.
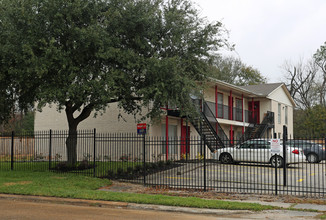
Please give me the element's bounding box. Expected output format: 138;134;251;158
217;93;223;118
278;103;281;124
162;125;178;154
235;98;243;121
285;106;288;125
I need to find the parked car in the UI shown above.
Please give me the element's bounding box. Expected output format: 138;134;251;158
215;139;305;168
286;140;326;163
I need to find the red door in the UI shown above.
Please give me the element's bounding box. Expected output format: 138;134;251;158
248;101;260;124
181;126;190;155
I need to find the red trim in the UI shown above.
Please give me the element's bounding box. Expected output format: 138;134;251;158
251;98;254;122
166;105;169;160
181;118;184;155
241;94;244;122
215;86;219;135
230;125;234;145
229;90;233;120
215;86;218;118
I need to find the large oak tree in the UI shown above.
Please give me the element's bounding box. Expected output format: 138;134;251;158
209;56;267;86
0;0;228;164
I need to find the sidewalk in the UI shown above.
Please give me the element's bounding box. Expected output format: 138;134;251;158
0;193;322;219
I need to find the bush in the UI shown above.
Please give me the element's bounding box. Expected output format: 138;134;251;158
126;166;134;174
54;160;93;172
157;160;165;168
165;160;172;166
150;162;158;169
77;160;93;170
54;162;74;172
116;167;124;177
107;170;114;178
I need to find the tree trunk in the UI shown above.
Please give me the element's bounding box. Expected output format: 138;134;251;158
66;125;78;165
65;102;79;166
65;102;94;165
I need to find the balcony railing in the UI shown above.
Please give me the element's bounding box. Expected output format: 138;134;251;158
206;101;256;123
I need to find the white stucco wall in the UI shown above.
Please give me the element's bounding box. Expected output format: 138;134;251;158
269;87;294;138
34;103;149;133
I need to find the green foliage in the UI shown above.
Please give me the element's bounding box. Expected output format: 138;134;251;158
0;111;34;134
314;41;326;72
209;56;267;86
0;0;228;128
294;106;326;138
0;0;228;164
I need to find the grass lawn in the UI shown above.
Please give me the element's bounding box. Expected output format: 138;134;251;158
0;161;141;177
0;170;278;211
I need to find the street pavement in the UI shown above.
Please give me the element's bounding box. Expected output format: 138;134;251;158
0;194;322;219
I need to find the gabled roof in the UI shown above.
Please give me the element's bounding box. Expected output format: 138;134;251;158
207;78;295;107
239;83;283;96
240;83;296;107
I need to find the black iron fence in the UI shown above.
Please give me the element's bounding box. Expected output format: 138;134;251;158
1;130;326;197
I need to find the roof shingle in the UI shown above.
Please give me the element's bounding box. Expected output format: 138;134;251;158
239;83;284;96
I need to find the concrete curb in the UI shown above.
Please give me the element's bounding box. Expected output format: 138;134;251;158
127;203;252;215
0;194;128;209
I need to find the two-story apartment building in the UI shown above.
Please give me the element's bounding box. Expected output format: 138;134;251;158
35;79;295;153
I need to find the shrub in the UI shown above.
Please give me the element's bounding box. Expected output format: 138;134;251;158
116;167;124;177
107;170;114;178
54;153;62;161
77;160;93;170
157;160;165;168
120;154;131;162
54;162;74;172
126;166;134;174
150;162;158;169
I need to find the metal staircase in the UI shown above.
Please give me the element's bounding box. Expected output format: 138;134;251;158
189;99;229;152
242;111;274;141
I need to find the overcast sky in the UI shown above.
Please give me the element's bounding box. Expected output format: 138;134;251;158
193;0;326;83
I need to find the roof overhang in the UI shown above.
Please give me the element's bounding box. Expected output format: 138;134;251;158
207;77;265;98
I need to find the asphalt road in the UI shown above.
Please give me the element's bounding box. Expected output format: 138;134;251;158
0;199;219;220
0;196;318;220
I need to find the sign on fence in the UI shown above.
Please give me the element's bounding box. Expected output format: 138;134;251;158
270;138;281;154
137;123;147;135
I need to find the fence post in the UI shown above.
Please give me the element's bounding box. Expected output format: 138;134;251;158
143;133;146;186
11;131;14;171
49;130;52;170
272;132;278;195
283;125;288;187
93;128;96;177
